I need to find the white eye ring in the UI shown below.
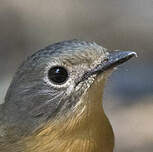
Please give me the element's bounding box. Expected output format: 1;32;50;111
43;63;72;88
48;66;69;85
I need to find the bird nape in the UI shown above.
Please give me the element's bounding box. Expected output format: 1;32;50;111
0;40;136;152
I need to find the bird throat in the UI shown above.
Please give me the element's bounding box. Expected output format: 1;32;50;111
22;72;114;152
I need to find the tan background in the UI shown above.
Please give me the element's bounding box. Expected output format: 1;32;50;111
0;0;153;151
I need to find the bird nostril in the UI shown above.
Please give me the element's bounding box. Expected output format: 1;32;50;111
103;58;109;62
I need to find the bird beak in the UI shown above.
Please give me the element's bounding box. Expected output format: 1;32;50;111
78;51;137;83
97;50;137;72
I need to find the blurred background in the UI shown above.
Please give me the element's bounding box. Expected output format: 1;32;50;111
0;0;152;151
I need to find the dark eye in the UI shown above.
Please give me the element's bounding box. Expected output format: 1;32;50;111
48;66;69;85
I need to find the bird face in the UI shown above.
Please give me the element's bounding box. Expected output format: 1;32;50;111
3;40;136;134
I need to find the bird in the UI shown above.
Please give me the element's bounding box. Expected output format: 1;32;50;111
0;40;136;152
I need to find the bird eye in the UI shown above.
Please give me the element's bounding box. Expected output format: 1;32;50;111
48;66;69;85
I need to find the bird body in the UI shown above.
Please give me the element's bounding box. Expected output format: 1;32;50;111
0;71;113;152
0;40;136;152
24;73;114;152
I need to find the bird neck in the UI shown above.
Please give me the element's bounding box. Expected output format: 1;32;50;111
23;74;114;152
23;108;114;152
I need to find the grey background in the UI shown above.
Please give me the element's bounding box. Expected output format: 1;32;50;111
0;0;153;151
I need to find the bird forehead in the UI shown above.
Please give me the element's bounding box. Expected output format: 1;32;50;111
16;40;108;78
28;40;107;67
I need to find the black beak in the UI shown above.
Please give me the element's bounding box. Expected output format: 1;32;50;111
78;51;137;83
97;51;137;73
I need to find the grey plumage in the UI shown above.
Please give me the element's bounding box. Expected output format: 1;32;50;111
0;40;136;152
0;40;108;137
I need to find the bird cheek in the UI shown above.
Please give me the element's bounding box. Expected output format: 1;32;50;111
65;82;75;95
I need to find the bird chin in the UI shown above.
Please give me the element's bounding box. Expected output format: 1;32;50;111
96;68;113;83
73;68;113;111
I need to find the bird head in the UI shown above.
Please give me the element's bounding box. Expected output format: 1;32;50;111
3;40;136;135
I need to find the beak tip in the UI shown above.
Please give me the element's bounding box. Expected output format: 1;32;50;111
113;50;137;61
127;51;137;58
105;50;137;70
